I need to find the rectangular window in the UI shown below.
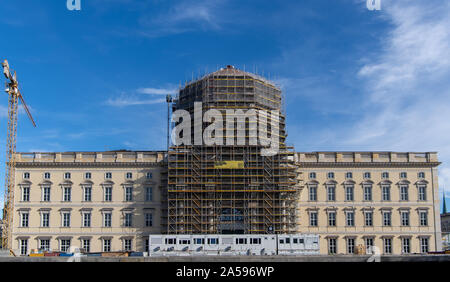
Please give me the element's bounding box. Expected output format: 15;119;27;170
365;212;373;226
384;238;392;254
103;213;112;227
309;172;316;179
420;237;429;253
125;187;133;201
346;211;355;227
42;187;51;202
63;187;71;202
402;238;410;254
418;186;427;201
401;211;410;226
44;172;51;179
328;212;336;227
400;172;407;178
105;172;112;179
64;172;71;179
382;172;389;179
85;172;92;179
328;238;337;255
22;187;30;202
309;212;318;227
364;185;372;201
123;239;132;251
146;172;153;179
400;185;409;201
62;212;71;227
145;239;149;252
83;212;91;227
126;172;133;179
347;238;355;254
345;172;353;179
420;211;428;226
60;239;71;252
309;186;317;201
41;212;50;227
145;213;153;227
382;186;391;201
383;212;392;226
327;185;336;201
103;239;111;252
327;172;335;179
20;239;28;255
104;187;112;202
83;187;92;202
23;172;30;179
124;213;133;227
418;172;425;178
365;238;374;252
364;172;371;179
145;187;153;201
82;239;90;253
21;212;29;227
345;185;354;201
40;239;50;251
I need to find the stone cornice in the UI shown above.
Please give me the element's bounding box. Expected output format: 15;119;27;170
297;162;441;168
15;162;165;168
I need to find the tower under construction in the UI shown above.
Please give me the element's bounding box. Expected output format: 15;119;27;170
165;65;300;234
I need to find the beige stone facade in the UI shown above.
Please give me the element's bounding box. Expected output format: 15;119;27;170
11;151;443;255
296;152;442;255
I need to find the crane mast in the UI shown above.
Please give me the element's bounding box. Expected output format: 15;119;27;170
1;60;35;250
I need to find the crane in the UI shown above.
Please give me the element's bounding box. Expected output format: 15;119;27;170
1;59;36;250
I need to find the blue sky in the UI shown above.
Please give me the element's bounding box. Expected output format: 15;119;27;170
0;0;449;212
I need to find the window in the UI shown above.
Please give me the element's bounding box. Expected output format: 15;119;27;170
365;238;374;252
418;185;427;201
103;239;112;252
82;239;90;253
400;172;407;179
346;211;355;226
124;213;133;227
126;172;133;179
400;185;409;201
401;211;410;226
364;185;372;201
401;238;410;254
345;185;354;201
345;172;353;179
63;187;71;202
419;211;428;226
41;212;50;227
105;172;112;179
347;238;355;254
365;211;373;226
123;239;132;251
327;185;336;201
103;212;112;227
40;239;50;251
382;185;391;201
328;238;337;255
125;186;133;201
309;186;317;201
145;213;153;227
383;211;392;226
85;172;92;179
23;172;30;179
207;238;218;245
145;187;153;201
309;172;316;179
104;186;112;202
64;172;71;179
44;172;51;179
146;172;153;179
383;238;392;254
42;186;51;202
420;237;429;253
382;172;389;179
418;172;425;179
60;239;71;252
309;212;318;227
364;172;371;179
62;212;71;227
145;239;150;252
83;212;91;227
20;239;28;256
328;211;336;227
327;172;335;179
21;212;29;227
22;187;30;202
83;186;92;202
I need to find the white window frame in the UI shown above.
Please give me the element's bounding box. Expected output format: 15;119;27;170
20;211;30;227
41;186;51;202
145;213;153;227
345;185;354;201
308;185;317;201
64;172;71;179
40;211;50;228
82;211;92;228
23;172;30;179
103;211;112;227
105;172;112;179
61;211;71;227
104;186;113;202
21;186;30;202
145;187;153;202
83;186;92;202
62;186;72;202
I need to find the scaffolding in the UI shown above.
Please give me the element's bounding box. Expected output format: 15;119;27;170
165;65;299;234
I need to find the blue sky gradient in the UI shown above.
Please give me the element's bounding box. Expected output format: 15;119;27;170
0;0;449;212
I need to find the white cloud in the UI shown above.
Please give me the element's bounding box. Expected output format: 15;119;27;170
137;87;178;95
105;96;165;107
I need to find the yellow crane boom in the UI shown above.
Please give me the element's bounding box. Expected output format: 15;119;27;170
1;59;36;250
